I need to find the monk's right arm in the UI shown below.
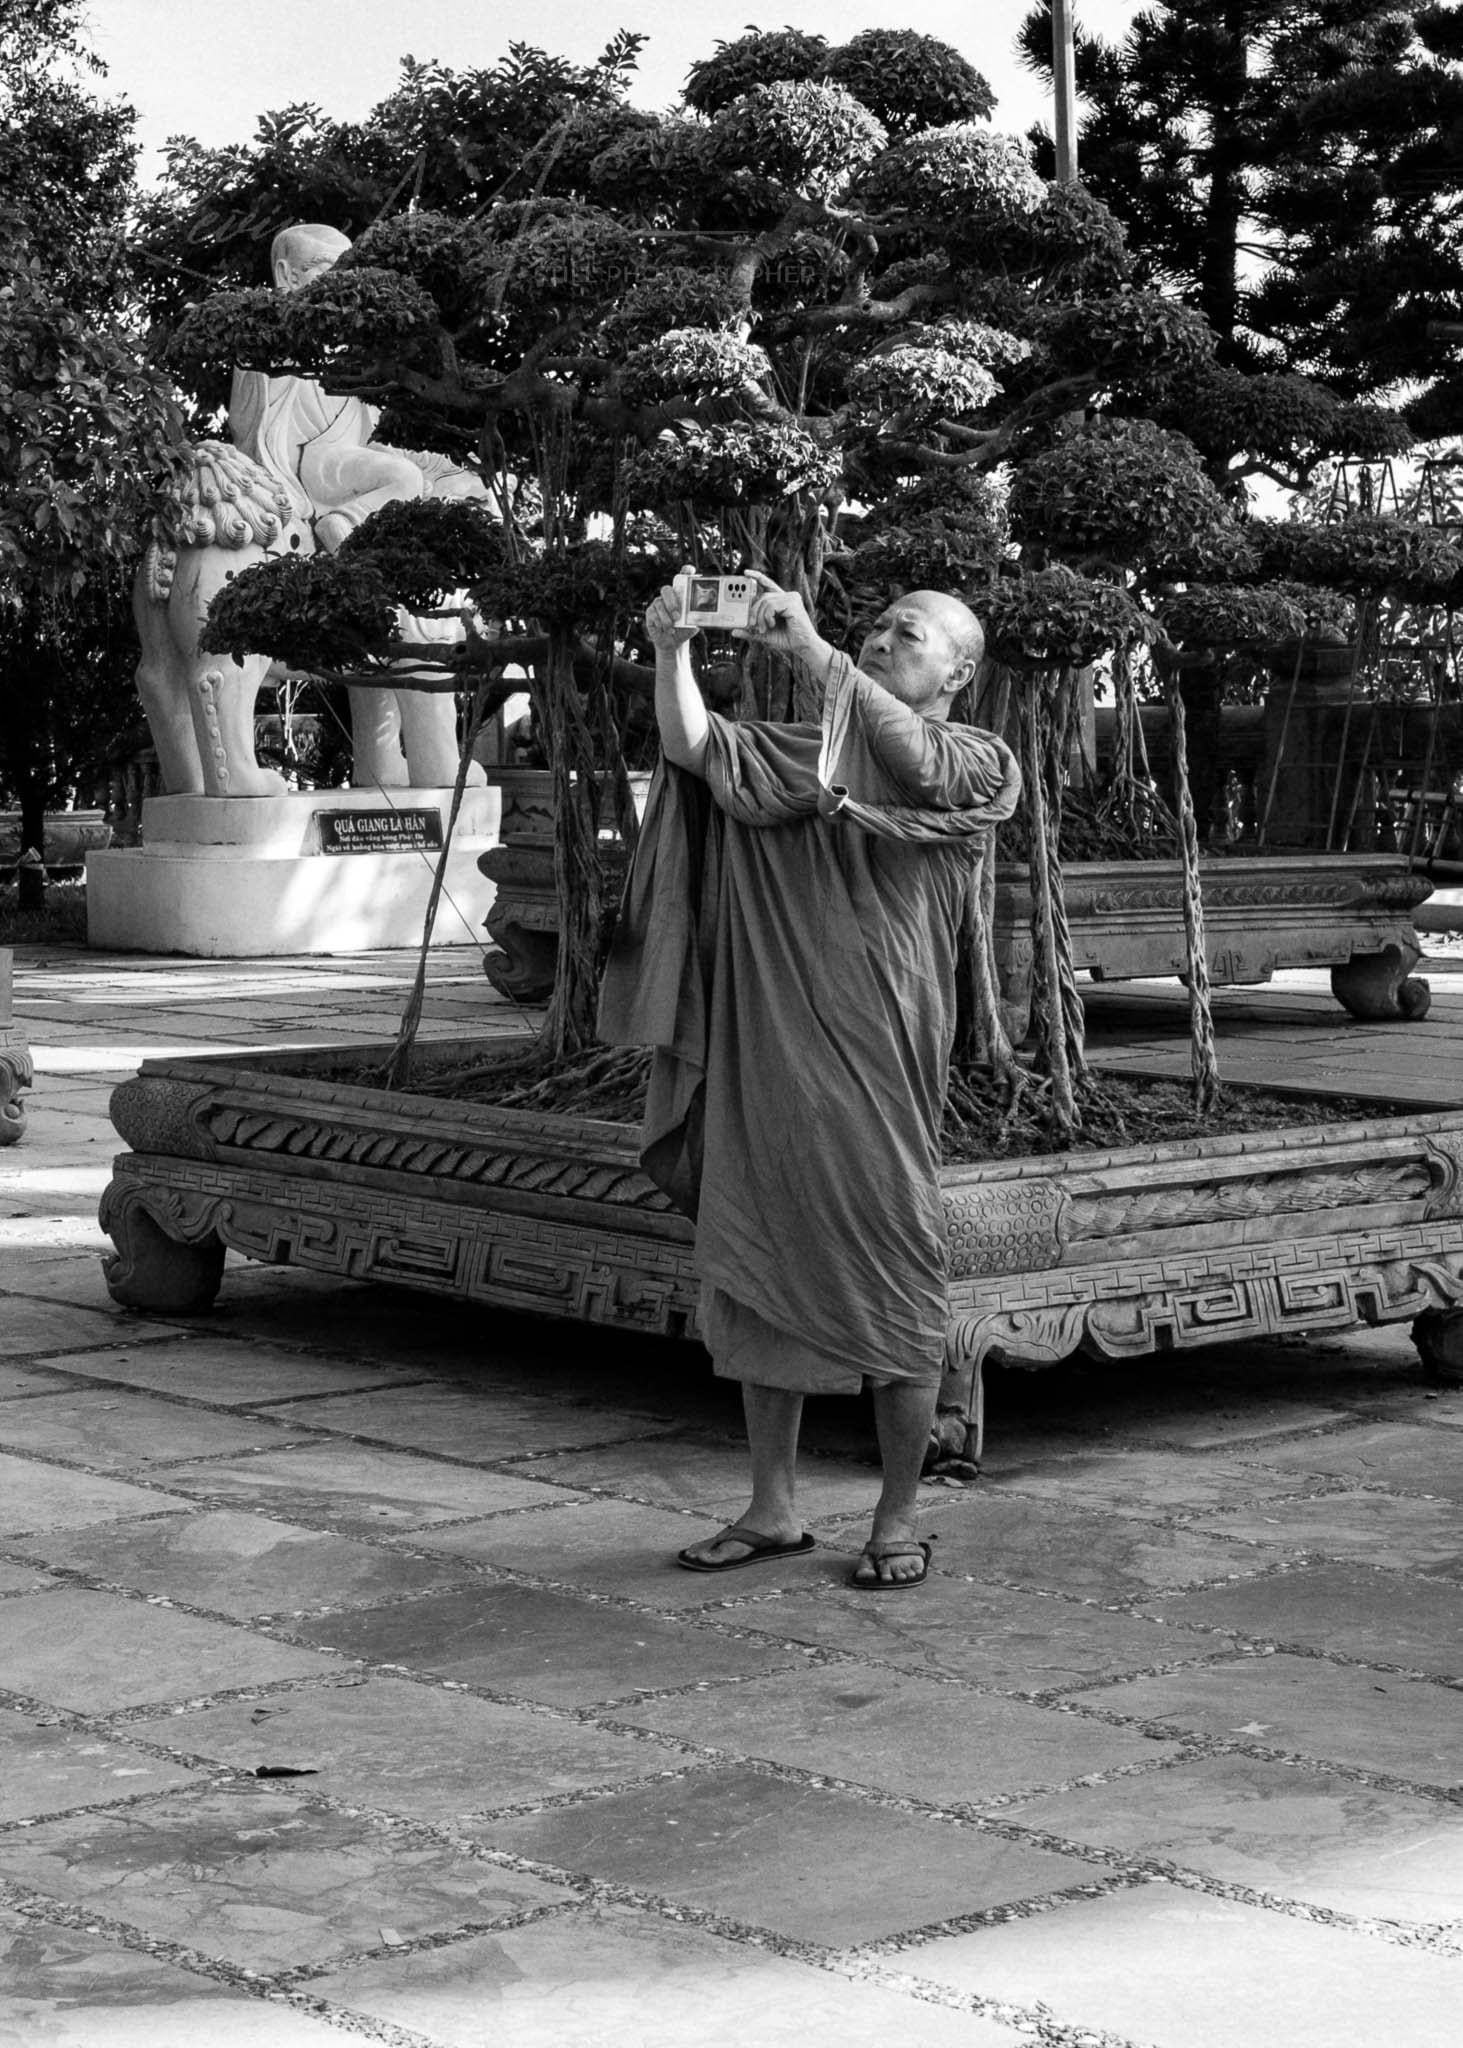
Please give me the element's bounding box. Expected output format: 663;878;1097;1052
646;583;710;776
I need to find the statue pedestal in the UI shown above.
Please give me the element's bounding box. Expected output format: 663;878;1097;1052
84;788;501;957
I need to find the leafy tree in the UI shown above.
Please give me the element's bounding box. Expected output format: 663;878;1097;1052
1018;1;1463;433
147;25;1450;1129
0;0;185;898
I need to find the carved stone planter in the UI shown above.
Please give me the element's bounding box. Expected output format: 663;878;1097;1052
0;949;32;1146
479;769;650;1002
477;775;1430;1026
996;853;1432;1029
101;1040;1463;1426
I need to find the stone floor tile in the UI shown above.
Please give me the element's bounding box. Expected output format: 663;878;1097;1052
266;1382;678;1458
1242;1422;1463;1501
0;1559;57;1594
0;1706;200;1822
1358;1384;1463;1429
396;1497;830;1607
0;1452;189;1536
533;1436;886;1520
1002;1753;1463;1923
1139;1563;1463;1678
204;1280;558;1377
1;1298;178;1356
980;1346;1390;1452
4;1586;342;1711
616;1661;1176;1802
1191;1492;1463;1577
0;1907;344;2048
901;1879;1462;2047
0;1388;308;1471
280;1582;801;1706
0;1361;82;1398
483;1766;1094;1946
42;1337;436;1406
716;1576;1225;1692
2;1786;562;1973
147;1442;576;1534
132;1675;680;1824
25;1508;480;1619
0;1247;114;1311
1127;1401;1358;1449
310;1903;1024;2047
986;1448;1313;1519
917;1494;1278;1598
1066;1652;1463;1787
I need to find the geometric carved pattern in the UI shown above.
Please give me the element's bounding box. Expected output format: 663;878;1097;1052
945;1176;1068;1278
946;1220;1463;1372
1064;1159;1432;1243
104;1155;702;1341
201;1101;674;1212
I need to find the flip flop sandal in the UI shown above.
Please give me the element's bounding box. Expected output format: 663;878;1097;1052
676;1524;816;1573
850;1537;934;1590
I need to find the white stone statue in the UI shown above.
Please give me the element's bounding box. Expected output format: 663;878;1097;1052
230;221;487;789
131;439;297;797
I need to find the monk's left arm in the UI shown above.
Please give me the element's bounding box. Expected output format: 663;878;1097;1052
846;666;1020;815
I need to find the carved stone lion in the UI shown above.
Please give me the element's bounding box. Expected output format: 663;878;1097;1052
132;440;298;797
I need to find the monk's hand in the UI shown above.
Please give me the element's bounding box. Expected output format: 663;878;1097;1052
735;570;831;671
646;575;699;653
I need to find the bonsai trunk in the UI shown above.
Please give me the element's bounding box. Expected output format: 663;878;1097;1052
537;630;611;1058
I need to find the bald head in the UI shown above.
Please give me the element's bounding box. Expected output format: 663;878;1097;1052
906;589;984;666
857;589;984;718
270;223;351;293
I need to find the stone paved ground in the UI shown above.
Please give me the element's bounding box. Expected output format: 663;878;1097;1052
1;943;1461;2048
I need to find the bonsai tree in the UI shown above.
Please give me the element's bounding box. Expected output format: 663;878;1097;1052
145;24;1441;1130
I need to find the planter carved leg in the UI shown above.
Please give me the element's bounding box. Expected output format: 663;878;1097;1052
483;911;558;1004
1411;1308;1463;1387
99;1183;226;1314
0;950;31;1146
926;1361;985;1481
0;1040;32;1146
1331;943;1431;1023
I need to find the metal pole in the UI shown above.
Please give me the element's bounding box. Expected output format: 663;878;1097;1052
1052;0;1079;184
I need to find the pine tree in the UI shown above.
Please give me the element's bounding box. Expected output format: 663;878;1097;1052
1019;2;1463;430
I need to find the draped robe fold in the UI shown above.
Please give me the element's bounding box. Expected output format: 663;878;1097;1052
599;658;1021;1394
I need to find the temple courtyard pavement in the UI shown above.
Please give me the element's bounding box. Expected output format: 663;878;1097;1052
1;939;1461;2047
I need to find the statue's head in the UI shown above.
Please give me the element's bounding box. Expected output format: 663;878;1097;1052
270;222;351;293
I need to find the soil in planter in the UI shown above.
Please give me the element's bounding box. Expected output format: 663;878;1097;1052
411;1042;1394;1162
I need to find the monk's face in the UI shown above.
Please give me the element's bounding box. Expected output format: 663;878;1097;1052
857;592;980;717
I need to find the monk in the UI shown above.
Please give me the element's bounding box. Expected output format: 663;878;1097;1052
598;571;1021;1587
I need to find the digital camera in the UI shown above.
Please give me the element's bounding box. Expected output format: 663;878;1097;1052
673;572;755;631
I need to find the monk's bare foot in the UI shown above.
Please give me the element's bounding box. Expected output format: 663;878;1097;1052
852;1517;932;1588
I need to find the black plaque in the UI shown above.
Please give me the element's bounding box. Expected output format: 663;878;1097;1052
318;807;444;856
